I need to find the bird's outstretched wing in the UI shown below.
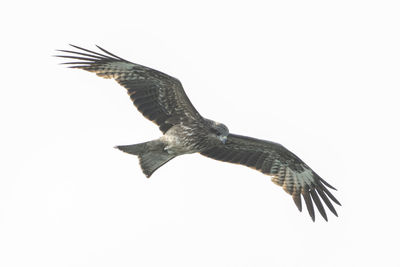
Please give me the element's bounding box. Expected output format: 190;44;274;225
56;45;202;133
201;134;341;221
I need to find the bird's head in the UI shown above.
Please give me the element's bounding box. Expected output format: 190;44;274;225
209;121;229;144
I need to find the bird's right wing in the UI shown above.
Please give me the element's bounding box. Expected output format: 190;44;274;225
201;133;341;221
56;45;203;133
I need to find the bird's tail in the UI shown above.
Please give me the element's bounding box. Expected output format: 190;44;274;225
115;141;175;178
115;142;147;155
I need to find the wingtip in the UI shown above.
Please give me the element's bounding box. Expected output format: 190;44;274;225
69;44;80;49
94;45;127;61
292;194;302;212
319;177;337;190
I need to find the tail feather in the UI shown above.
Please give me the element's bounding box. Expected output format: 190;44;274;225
115;143;146;155
115;142;175;177
139;151;175;177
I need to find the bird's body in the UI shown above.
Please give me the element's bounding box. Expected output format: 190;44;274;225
161;123;210;154
57;45;341;221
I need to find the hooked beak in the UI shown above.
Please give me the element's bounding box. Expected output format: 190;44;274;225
219;135;227;144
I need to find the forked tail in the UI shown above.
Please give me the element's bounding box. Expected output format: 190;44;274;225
115;141;175;178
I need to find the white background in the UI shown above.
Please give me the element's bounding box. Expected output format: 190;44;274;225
1;1;399;266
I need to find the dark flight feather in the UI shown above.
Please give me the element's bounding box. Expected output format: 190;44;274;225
201;134;341;221
55;45;202;134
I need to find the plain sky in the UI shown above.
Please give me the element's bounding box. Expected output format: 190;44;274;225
1;0;399;266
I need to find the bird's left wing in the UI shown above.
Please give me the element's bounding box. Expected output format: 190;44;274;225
200;134;341;221
56;45;203;133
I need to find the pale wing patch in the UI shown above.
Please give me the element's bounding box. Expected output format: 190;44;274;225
84;61;143;79
271;165;314;195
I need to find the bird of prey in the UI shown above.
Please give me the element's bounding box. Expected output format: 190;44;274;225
56;45;341;221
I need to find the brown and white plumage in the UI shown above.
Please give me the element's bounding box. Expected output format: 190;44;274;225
57;44;202;133
56;45;341;221
201;134;340;221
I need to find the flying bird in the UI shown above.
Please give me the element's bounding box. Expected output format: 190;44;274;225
56;45;341;221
